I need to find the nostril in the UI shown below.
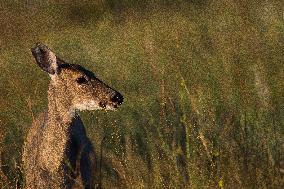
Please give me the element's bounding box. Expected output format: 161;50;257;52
111;93;123;104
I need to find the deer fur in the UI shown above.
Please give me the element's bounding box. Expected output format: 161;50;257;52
22;43;123;189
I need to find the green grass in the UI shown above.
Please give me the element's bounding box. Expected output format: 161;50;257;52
0;0;283;188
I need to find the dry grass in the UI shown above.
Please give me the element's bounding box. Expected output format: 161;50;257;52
0;0;283;188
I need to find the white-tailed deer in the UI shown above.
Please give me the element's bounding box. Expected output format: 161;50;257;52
23;43;123;189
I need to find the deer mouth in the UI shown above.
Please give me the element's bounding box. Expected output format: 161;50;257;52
102;92;123;110
99;101;122;110
96;92;123;110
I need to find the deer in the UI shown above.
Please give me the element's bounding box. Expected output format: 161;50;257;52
22;43;123;189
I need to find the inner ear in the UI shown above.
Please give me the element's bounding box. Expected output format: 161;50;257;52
31;43;61;75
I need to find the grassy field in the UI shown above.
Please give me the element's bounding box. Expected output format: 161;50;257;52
0;0;283;188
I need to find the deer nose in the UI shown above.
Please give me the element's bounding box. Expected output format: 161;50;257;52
111;92;123;105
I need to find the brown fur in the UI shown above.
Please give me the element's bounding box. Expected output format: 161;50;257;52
23;43;123;189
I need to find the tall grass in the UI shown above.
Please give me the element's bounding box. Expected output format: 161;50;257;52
0;0;283;188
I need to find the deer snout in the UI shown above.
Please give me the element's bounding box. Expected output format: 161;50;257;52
111;92;123;105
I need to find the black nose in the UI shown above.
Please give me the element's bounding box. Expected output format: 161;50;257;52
111;92;123;105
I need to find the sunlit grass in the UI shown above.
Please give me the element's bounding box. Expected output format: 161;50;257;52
0;1;283;188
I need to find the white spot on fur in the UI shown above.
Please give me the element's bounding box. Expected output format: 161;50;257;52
73;100;117;112
74;100;101;111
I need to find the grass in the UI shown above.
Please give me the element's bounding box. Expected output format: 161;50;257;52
0;0;283;188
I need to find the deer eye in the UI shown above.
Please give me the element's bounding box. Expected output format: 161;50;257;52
76;76;87;84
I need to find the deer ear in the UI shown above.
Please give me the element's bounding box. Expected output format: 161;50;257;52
31;43;61;75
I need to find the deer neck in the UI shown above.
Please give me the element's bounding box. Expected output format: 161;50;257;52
40;82;75;173
47;82;75;126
